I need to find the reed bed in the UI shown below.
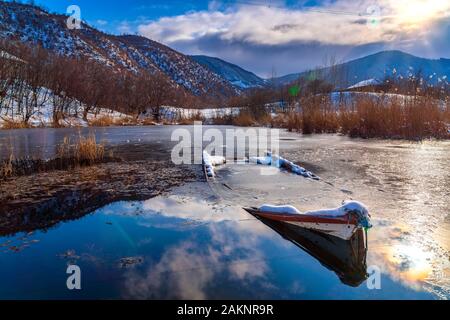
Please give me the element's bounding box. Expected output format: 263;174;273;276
1;135;113;180
273;95;449;140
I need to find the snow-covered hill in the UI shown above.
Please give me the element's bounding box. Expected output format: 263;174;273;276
275;51;450;88
191;55;266;89
0;1;237;97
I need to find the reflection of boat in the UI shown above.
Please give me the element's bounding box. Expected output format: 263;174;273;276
246;211;368;287
243;201;371;241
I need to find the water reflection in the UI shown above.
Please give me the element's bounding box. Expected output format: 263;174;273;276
253;216;368;287
0;184;439;299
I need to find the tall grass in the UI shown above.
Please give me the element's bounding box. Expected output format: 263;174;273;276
88;116;115;127
88;115;137;127
58;135;105;165
1;118;30;129
278;94;449;140
300;96;339;134
338;95;448;139
0;154;13;178
75;136;105;164
177;111;205;125
1;135;108;179
232;111;256;127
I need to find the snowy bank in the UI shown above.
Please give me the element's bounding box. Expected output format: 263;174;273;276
0;85;132;128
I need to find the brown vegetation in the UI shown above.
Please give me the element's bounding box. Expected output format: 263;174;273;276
1;135;112;180
177;111;206;125
0;118;30;129
0;40;190;128
338;96;448;139
224;71;449;140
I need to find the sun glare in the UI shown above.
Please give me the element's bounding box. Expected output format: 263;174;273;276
393;0;449;26
389;244;433;282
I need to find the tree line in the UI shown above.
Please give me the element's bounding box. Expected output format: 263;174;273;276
0;40;197;126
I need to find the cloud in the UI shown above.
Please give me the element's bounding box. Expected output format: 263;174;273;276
137;0;450;77
95;19;108;26
117;21;132;34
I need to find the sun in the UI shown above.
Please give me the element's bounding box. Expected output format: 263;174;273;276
392;0;449;26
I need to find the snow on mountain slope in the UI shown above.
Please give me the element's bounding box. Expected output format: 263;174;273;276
347;78;381;89
275;51;450;88
191;55;266;89
120;36;237;97
0;1;237;97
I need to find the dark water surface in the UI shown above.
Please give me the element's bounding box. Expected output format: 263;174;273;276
0;126;448;299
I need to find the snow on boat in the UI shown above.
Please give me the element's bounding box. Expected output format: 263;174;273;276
244;201;371;241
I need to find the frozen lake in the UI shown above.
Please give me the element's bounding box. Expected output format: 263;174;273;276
0;126;448;299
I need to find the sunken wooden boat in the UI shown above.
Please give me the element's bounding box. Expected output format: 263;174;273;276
243;201;371;241
251;214;368;287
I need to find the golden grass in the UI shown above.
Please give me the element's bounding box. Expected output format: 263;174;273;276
260;94;448;139
140;118;157;126
177;111;206;125
339;96;449;139
1;118;29;129
75;135;105;164
284;112;302;132
88;115;138;127
0;154;13;178
88;116;115;127
232;111;256;127
1;135;108;179
57;135;105;165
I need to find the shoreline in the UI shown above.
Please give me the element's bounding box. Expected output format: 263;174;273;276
0;154;203;237
0;123;448;142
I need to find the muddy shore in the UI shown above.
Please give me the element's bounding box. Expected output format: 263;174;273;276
0;143;203;236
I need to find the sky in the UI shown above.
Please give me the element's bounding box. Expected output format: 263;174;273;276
33;0;450;78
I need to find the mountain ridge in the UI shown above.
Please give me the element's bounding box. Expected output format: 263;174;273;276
0;1;238;98
190;55;266;89
1;1;448;94
273;50;450;88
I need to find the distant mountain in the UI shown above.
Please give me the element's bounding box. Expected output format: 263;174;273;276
274;51;450;88
191;55;266;89
0;1;237;98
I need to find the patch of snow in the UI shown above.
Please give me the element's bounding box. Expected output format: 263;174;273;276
259;205;301;215
305;200;372;228
203;150;226;177
347;78;381;89
140;106;240;123
250;152;319;180
0;50;24;62
0;84;130;128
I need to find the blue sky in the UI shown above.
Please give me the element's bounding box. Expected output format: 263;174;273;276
33;1;450;77
35;0;212;33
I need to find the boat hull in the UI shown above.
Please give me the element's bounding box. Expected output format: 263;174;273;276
254;216;368;286
244;207;360;240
